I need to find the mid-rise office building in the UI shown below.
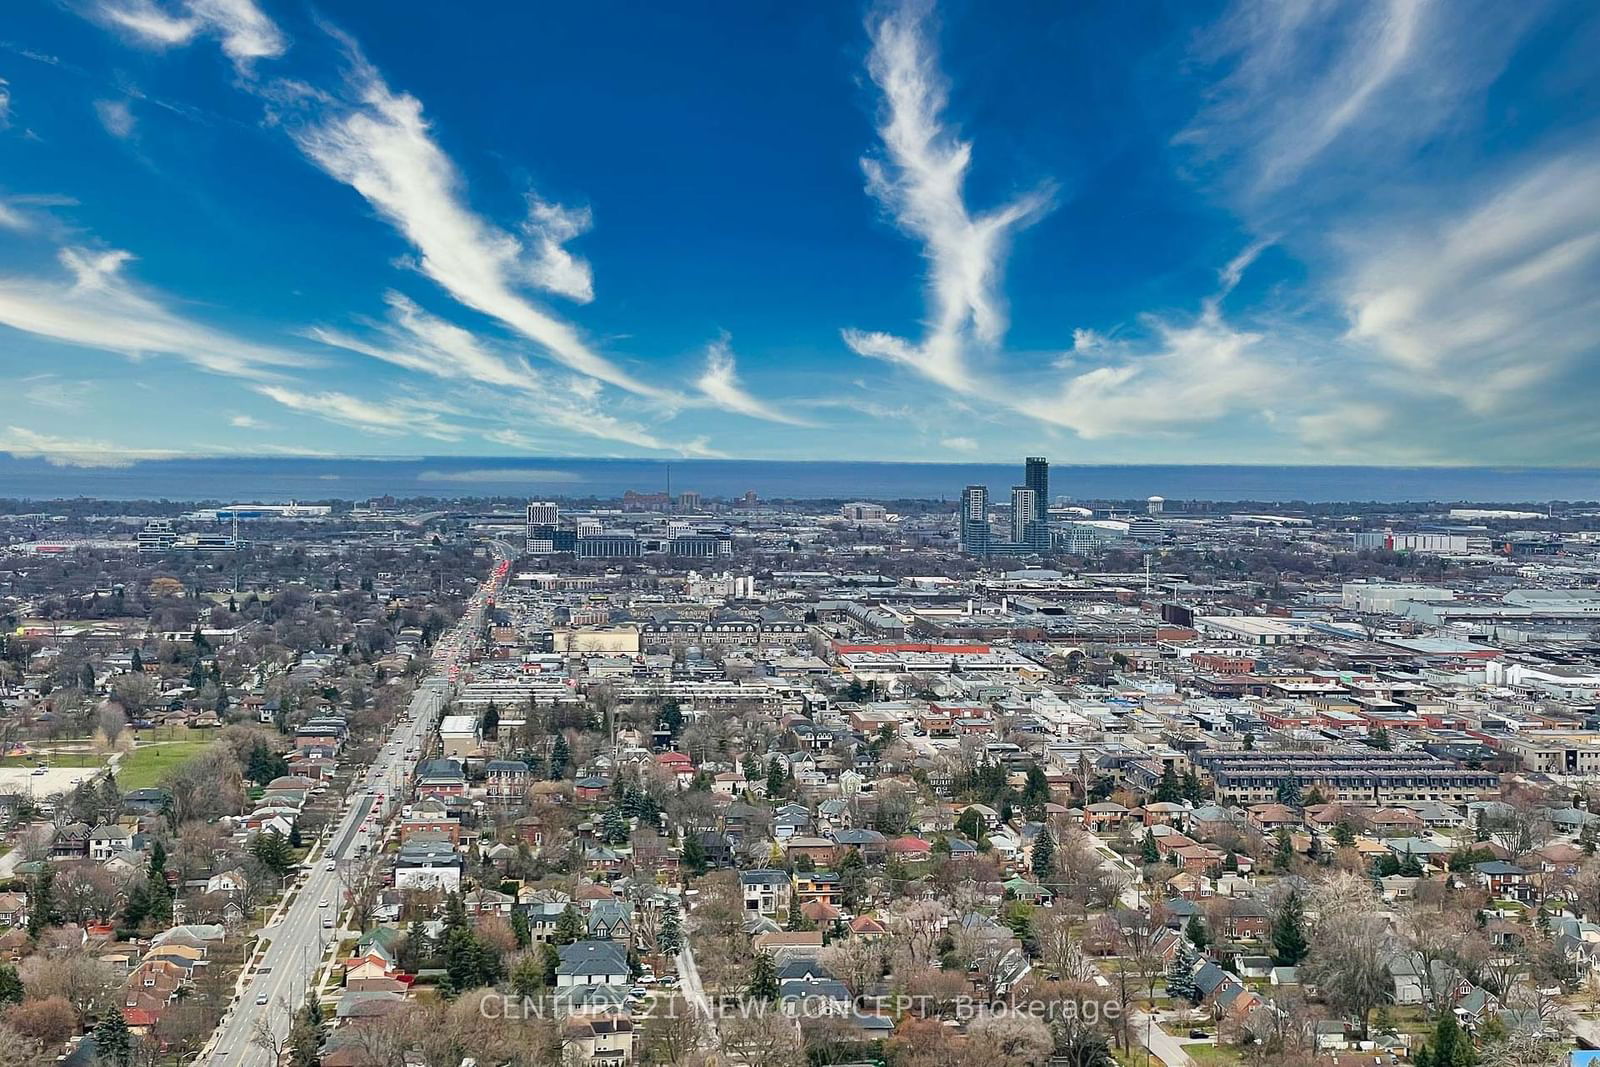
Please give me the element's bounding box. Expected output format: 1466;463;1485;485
527;501;559;526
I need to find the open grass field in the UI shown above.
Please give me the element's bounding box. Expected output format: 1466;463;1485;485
0;753;103;768
117;738;217;790
1182;1043;1244;1066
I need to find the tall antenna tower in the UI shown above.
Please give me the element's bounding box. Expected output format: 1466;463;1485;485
1144;553;1152;595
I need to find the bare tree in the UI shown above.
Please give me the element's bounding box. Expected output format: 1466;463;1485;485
719;1007;804;1067
965;1012;1054;1067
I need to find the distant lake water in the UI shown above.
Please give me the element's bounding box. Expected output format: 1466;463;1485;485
0;455;1596;504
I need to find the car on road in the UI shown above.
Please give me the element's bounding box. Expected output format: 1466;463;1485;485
256;991;268;1005
31;767;47;775
323;917;334;928
319;899;329;908
325;860;336;871
1189;1029;1211;1040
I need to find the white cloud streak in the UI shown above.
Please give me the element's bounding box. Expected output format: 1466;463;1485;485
95;98;137;138
843;0;1053;393
696;337;812;426
310;292;718;453
0;246;313;379
1020;303;1278;439
1342;153;1600;410
521;198;594;303
94;0;287;72
283;45;670;400
1179;0;1427;199
0;426;172;467
253;384;463;440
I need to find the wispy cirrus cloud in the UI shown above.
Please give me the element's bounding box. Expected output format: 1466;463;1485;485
1341;153;1600;410
94;98;136;138
696;337;813;426
280;41;671;400
253;384;463;440
92;0;287;73
310;292;710;453
843;0;1052;393
1178;0;1428;200
0;245;313;379
0;425;173;467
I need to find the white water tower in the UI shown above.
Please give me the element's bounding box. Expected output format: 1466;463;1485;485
1147;495;1165;515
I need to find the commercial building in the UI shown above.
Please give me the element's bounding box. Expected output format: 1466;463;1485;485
841;502;887;522
527;501;559;526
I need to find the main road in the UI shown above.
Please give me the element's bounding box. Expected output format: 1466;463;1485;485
204;544;509;1064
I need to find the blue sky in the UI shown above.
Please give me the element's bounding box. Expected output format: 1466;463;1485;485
1;0;1598;467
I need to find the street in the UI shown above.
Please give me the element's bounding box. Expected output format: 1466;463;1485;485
201;543;507;1064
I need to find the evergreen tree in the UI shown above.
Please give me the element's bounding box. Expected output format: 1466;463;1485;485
1271;889;1309;965
94;1010;136;1067
482;702;500;740
746;950;779;1003
1021;764;1051;817
1332;821;1356;848
1398;849;1424;877
1154;765;1181;803
0;963;23;1005
289;821;303;849
1414;1014;1475;1067
511;909;531;950
765;757;786;799
549;734;570;779
785;891;812;932
554;903;585;945
1473;808;1488;842
1181;768;1205;804
1276;777;1302;807
1582;821;1597;856
658;901;684;956
1274;828;1294;870
81;662;97;692
287;993;324;1067
602;808;630;846
250;829;294;876
1368;725;1392;751
26;867;54;938
539;942;561;986
682;832;708;876
1166;938;1200;1003
1140;829;1160;865
143;863;173;927
130;648;143;673
1185;914;1209;951
1031;828;1056;882
955;808;986;842
510;952;545;996
401;920;433;972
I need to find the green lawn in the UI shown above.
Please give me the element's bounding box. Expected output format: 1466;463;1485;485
1182;1043;1244;1067
118;739;217;789
0;753;104;768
